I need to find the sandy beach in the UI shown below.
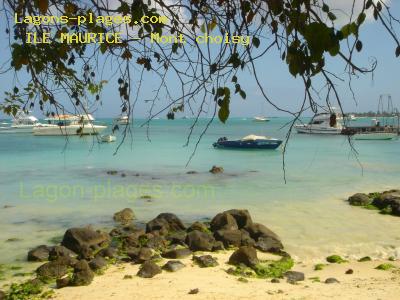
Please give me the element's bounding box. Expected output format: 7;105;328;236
54;251;400;300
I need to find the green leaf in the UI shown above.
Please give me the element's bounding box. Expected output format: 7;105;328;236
37;0;49;14
200;23;206;33
356;40;363;52
228;53;241;68
232;75;237;83
322;3;330;13
252;37;260;48
357;13;366;25
239;90;246;99
208;18;217;32
218;105;229;123
395;46;400;57
328;12;336;21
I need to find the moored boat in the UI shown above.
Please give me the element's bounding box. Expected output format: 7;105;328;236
115;115;129;125
213;135;282;150
353;132;398;140
295;108;344;135
101;134;117;143
33;114;106;136
0;110;41;134
253;116;270;122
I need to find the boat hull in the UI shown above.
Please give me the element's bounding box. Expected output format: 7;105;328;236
353;132;398;140
213;139;282;150
295;125;342;135
33;125;107;136
0;125;36;134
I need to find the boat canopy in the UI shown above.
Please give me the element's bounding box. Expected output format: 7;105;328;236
241;134;270;141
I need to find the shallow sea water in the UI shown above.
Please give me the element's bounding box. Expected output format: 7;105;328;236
0;117;399;269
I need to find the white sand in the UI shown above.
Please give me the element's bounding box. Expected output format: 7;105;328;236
54;251;400;300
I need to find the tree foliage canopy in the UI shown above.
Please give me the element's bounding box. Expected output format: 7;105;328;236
1;0;399;138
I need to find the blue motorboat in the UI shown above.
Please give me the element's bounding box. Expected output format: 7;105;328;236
213;135;282;150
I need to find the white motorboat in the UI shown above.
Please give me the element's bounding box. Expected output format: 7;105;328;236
295;108;344;135
253;116;270;122
33;114;106;136
353;132;398;140
0;111;41;134
116;115;129;125
101;134;117;143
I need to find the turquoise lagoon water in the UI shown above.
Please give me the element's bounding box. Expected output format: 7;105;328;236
1;117;400;269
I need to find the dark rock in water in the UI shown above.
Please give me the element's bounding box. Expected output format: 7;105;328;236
146;213;186;235
106;170;118;175
188;288;199;294
245;223;280;241
61;226;110;256
345;269;354;274
113;208;135;225
28;245;51;262
56;276;71;289
127;247;153;263
0;290;5;299
214;229;242;247
137;261;162;278
36;258;69;280
255;236;283;253
162;260;185;272
109;224;138;237
271;278;280;283
71;260;94;286
97;247;117;259
89;256;107;271
186;230;216;251
348;193;371;206
325;277;340;284
225;209;253;229
284;271;305;283
6;238;21;242
186;171;198;175
210;213;239;232
193;255;219;268
49;246;76;261
162;248;192;259
212;241;225;251
209;165;224;174
2;205;14;209
187;221;208;233
228;246;259;267
166;231;187;245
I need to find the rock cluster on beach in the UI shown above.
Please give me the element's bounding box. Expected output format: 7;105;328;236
348;189;400;216
1;204;399;299
1;208;290;298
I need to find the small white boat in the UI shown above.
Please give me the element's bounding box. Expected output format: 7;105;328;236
0;111;41;134
33;114;106;136
253;116;270;122
101;134;117;143
347;114;357;121
353;132;398;140
295;108;344;135
116;115;129;125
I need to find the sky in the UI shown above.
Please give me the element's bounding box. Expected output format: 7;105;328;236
0;0;399;119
